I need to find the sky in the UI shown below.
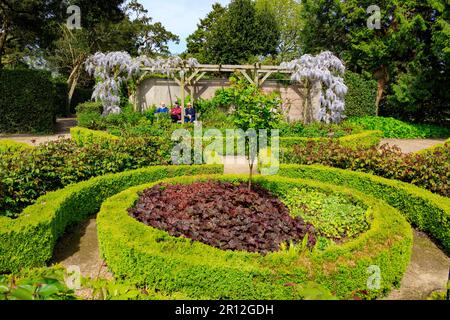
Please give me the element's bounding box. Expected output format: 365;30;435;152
140;0;230;54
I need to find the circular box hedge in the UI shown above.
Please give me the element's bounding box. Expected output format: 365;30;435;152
1;164;448;296
97;175;412;300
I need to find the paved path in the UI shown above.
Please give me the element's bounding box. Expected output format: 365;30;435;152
381;139;446;153
0;118;76;146
387;230;449;300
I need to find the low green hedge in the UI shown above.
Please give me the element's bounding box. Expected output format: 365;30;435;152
278;165;450;252
0;140;31;154
278;130;382;150
0;166;222;273
71;126;382;152
98;175;411;299
71;127;119;148
415;139;450;156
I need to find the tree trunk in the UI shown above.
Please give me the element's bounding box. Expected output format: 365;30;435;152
248;161;254;191
67;62;82;110
374;66;389;116
0;18;9;69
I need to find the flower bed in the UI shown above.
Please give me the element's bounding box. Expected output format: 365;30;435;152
98;175;411;299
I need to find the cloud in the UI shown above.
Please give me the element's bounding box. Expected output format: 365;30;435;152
140;0;230;54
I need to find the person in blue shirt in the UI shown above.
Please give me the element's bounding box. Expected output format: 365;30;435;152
155;102;169;114
184;102;196;123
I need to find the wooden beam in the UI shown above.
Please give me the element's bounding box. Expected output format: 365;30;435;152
259;71;274;87
239;70;255;85
187;69;200;84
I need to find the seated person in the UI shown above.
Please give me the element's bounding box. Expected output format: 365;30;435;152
155;102;169;114
170;103;182;123
184;103;196;123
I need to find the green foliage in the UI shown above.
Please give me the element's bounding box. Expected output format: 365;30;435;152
283;188;370;240
299;0;450;123
76;101;103;114
283;139;449;197
0;266;76;300
277;121;364;138
97;174;411;299
347;117;450;139
0;165;223;273
0;69;55;134
232;79;283;131
278;165;450;252
0;140;31;154
199;0;280;64
344;71;378;118
0;135;173;217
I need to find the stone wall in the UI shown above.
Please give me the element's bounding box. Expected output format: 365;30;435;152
136;78;321;122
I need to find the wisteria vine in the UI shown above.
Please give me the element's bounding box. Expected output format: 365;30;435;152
85;52;199;115
281;51;348;124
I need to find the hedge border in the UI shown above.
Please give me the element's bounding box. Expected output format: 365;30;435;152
0;166;222;273
71;127;119;148
0;140;31;154
278;165;450;251
71;126;382;150
97;174;411;299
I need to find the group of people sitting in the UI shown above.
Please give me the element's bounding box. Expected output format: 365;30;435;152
155;102;196;123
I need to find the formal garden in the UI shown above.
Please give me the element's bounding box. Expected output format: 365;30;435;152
0;0;449;303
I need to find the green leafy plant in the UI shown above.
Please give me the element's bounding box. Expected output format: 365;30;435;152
347;116;450;139
0;266;76;300
283;188;370;240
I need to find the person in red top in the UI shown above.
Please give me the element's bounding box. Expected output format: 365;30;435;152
170;103;182;123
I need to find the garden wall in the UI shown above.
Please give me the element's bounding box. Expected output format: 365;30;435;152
136;78;321;122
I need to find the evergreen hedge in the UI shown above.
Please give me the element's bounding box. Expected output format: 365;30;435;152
0;69;56;134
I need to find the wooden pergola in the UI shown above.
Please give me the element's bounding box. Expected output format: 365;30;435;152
140;63;293;119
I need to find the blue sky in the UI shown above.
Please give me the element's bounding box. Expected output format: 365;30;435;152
140;0;230;54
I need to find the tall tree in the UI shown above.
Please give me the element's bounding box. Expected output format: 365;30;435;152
300;0;450;122
186;3;226;63
255;0;302;62
190;0;280;64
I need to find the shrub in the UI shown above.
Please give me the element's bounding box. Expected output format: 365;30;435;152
98;174;411;299
0;137;172;217
75;101;103;114
0;140;31;154
52;78;69;117
282;140;449;197
0;69;56;134
71;127;119;148
347;116;450;139
344;71;378;118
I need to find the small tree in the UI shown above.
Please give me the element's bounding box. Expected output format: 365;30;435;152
281;51;348;124
232;78;282;189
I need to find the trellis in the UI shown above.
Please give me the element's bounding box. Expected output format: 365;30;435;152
140;63;292;119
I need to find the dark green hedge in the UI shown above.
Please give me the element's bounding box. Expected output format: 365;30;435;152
52;78;93;116
345;71;378;118
0;69;56;134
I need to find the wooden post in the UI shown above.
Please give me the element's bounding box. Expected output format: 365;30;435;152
180;70;186;123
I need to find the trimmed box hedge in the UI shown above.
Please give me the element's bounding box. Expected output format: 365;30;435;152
0;140;31;154
71;127;119;148
1;164;447;297
0;165;222;273
344;71;378;118
0;69;56;134
71;126;382;152
97;175;412;299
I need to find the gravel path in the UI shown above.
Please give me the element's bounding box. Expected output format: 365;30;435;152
381;139;446;153
0;118;76;146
